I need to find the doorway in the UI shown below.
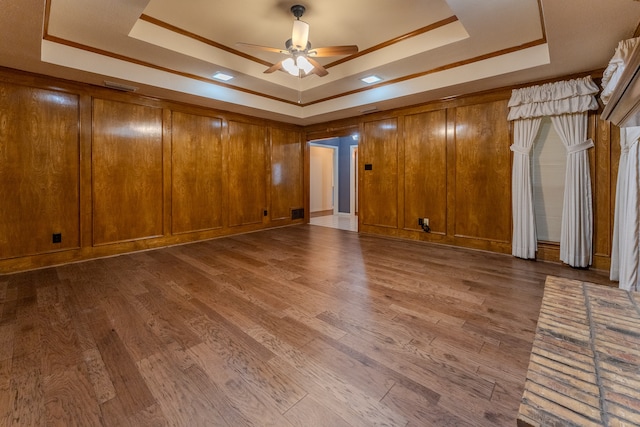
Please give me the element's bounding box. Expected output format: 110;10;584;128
309;136;358;232
309;144;338;216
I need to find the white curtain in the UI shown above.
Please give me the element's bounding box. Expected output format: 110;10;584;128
511;118;542;258
601;37;639;105
508;77;599;121
602;38;640;291
550;113;593;267
507;76;599;266
611;127;640;291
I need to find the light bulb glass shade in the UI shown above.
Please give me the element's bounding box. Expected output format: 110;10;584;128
296;56;314;74
291;20;309;50
282;57;298;76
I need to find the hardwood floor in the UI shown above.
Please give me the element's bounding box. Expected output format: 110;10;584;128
0;225;614;426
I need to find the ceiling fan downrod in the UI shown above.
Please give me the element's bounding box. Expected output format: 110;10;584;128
291;5;306;20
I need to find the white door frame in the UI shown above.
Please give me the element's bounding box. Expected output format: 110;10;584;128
350;145;358;216
309;142;339;215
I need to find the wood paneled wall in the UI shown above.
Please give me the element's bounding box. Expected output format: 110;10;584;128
403;110;447;235
0;66;619;273
0;85;80;259
0;69;304;273
452;101;511;244
171;112;224;234
308;85;618;271
351;95;517;255
361;119;398;229
92;99;164;245
271;128;304;221
227;121;267;227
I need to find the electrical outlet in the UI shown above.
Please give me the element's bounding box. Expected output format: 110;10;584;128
52;233;62;243
424;218;429;227
418;218;423;226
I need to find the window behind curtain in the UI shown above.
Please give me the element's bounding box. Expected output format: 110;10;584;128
531;116;566;243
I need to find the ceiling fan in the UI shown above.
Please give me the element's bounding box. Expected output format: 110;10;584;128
236;4;358;77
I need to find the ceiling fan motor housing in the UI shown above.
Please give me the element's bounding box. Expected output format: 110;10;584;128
285;39;311;53
291;5;306;19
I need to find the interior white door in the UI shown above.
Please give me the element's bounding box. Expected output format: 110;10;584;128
310;145;335;213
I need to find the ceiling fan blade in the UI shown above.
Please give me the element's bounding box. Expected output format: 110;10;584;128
236;42;288;54
291;20;309;50
264;61;284;74
305;57;329;77
308;45;359;57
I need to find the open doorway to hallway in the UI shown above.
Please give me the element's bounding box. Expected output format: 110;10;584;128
309;135;359;232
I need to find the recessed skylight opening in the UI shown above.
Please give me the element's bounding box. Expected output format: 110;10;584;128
213;72;234;81
360;75;383;84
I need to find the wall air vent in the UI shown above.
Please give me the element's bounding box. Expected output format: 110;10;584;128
291;208;304;220
104;81;138;92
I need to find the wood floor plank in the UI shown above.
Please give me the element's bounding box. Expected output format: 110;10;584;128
9;369;45;426
124;402;168;427
187;342;295;426
250;325;409;427
221;273;294;312
301;337;395;401
98;293;164;362
137;351;231;426
11;291;42;380
0;280;7;301
39;300;83;377
317;309;426;347
187;298;276;362
284;394;352;427
187;314;307;413
44;364;103;426
82;348;117;404
0;323;14;362
281;306;347;340
381;383;473;427
0;225;615;426
134;281;202;349
339;328;496;403
0;297;17;327
85;308;156;417
317;334;441;404
0;358;12;426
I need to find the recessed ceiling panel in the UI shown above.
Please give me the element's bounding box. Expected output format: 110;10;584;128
19;0;638;124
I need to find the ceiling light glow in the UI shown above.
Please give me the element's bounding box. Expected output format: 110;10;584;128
361;75;382;84
212;72;234;81
282;56;315;76
282;58;298;76
296;56;314;74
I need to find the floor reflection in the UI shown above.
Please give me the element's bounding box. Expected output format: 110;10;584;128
309;214;358;232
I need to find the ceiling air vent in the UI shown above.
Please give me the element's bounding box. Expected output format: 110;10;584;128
104;81;138;92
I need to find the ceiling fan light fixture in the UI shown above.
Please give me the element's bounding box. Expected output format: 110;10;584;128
282;56;315;76
296;56;314;74
238;3;357;78
291;20;309;50
282;57;299;76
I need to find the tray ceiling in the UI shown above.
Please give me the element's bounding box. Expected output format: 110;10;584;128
1;0;639;124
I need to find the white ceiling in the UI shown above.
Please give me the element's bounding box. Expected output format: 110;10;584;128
1;0;639;125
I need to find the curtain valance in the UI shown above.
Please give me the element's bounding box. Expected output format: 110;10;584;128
601;37;640;106
507;76;599;121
